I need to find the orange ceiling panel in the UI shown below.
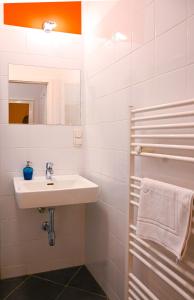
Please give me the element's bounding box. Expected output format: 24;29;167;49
4;2;82;34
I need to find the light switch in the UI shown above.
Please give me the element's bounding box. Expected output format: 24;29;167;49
73;127;82;147
73;127;82;138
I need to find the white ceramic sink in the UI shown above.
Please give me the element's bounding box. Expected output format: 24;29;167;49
13;175;99;209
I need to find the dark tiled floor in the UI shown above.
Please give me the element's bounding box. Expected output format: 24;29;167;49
0;266;107;300
70;266;105;296
0;276;27;300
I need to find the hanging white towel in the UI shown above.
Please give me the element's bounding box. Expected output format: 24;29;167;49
136;178;193;260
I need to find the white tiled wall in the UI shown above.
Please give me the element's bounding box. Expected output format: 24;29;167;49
82;0;194;300
1;1;194;296
0;17;84;278
82;1;131;299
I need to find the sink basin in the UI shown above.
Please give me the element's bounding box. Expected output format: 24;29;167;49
13;175;99;209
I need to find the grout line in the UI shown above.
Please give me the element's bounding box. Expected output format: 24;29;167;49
54;265;108;300
86;61;191;103
186;12;189;66
31;266;84;288
83;266;108;298
88;18;189;81
67;286;107;298
67;265;107;297
82;145;129;153
0;146;77;150
87;47;194;99
3;276;31;300
54;286;66;300
155;18;187;39
65;265;83;287
79;170;128;184
32;275;65;287
55;285;108;299
1;267;108;300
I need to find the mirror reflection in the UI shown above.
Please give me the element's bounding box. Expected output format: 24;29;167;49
8;64;81;125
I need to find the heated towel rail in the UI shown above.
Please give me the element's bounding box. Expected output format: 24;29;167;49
128;99;194;300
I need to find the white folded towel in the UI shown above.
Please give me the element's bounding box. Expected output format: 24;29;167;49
136;178;193;260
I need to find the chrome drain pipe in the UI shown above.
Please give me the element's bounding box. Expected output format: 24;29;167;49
42;208;55;246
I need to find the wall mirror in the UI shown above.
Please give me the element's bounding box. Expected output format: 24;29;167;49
8;64;81;125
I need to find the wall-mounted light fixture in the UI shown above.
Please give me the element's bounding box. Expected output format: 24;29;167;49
43;20;57;33
4;2;81;34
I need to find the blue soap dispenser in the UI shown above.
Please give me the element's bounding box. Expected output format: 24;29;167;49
23;161;33;180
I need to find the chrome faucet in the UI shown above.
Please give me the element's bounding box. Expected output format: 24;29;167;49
46;162;54;180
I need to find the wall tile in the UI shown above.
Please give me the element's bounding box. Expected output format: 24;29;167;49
0;216;44;246
187;63;194;98
83;2;131;298
27;126;73;148
131;0;154;12
0;125;28;148
131;77;156;108
132;2;154;49
187;15;194;64
99;149;118;179
114;150;129;183
0;172;18;196
106;262;118;297
1;148;27;172
101;177;128;213
156;22;186;74
83;1;191;300
99;121;129;151
28;148;81;173
0;28;26;52
0;51;82;74
187;0;194;16
89;53;131;98
0;195;33;221
0;76;8;100
132;67;187;108
0;24;84;279
97;149;128;183
1;265;27;279
112;0;132;60
0;100;8;124
26;30;82;63
109;235;125;275
154;68;187;103
155;0;186;35
1;242;27;267
83;149;101;174
131;40;155;84
86;40;115;77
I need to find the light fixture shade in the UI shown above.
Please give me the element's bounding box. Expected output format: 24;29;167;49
43;20;57;33
4;2;81;34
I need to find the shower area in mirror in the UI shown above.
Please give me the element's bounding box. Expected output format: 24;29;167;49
8;64;81;126
9;82;47;124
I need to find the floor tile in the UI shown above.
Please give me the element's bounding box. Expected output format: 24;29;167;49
6;277;63;300
0;276;27;300
34;266;81;286
69;266;105;296
57;287;106;300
